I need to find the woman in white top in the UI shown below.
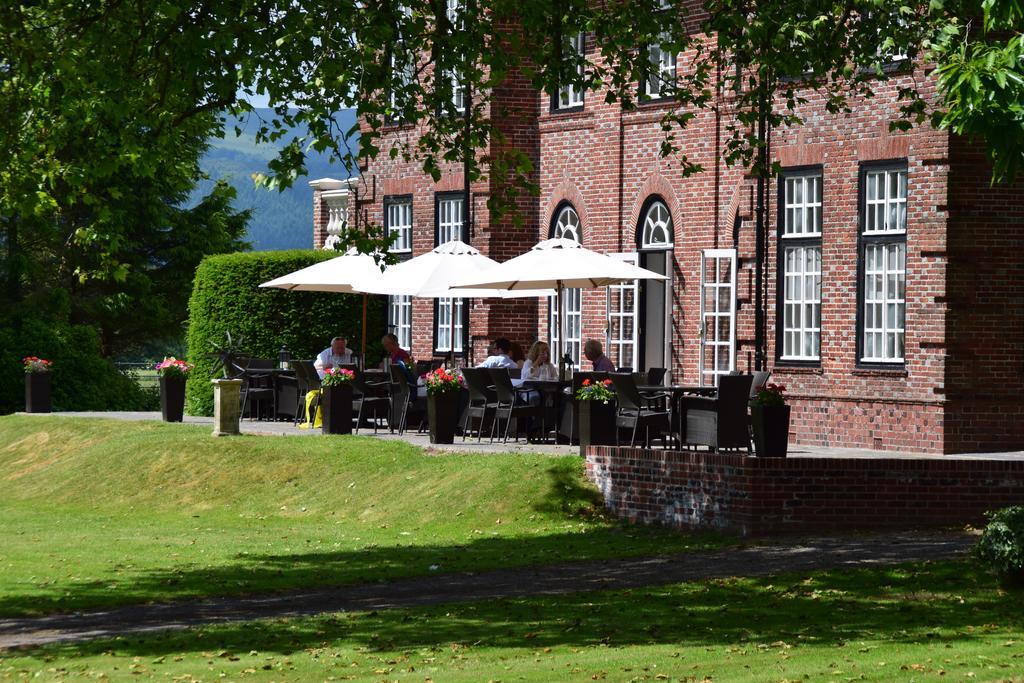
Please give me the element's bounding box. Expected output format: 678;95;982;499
522;341;558;381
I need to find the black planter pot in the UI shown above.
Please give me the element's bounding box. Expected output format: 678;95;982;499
321;384;354;435
25;372;52;413
578;400;617;455
159;376;186;422
751;404;791;457
427;391;459;444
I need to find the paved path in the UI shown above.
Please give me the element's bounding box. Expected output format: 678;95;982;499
0;531;973;650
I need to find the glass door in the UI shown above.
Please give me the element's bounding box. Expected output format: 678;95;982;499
606;253;639;372
699;249;737;387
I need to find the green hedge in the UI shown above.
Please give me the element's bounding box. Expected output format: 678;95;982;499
0;317;150;414
185;250;387;415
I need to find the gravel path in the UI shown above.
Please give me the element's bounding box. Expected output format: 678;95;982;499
0;531;973;650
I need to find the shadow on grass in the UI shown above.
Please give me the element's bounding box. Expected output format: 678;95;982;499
0;463;728;618
26;561;1022;661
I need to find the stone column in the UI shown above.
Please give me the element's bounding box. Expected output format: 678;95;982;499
211;379;243;437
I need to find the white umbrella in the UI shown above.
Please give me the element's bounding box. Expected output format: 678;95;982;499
450;237;668;375
259;248;384;361
359;240;553;363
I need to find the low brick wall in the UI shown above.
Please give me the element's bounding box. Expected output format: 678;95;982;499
585;446;1024;536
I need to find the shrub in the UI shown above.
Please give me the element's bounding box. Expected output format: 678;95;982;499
0;316;150;414
185;250;386;415
975;506;1024;588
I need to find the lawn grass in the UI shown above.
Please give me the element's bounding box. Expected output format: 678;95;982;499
2;560;1020;681
0;415;726;617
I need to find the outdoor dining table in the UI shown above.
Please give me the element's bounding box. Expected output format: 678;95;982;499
637;384;718;443
519;378;571;443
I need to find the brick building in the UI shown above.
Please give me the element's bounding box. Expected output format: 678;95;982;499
312;17;1024;454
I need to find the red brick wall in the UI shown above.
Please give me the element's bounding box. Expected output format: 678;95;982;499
943;135;1024;451
586;446;1024;536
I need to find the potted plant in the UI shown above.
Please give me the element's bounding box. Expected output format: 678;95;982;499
751;382;790;457
321;367;355;435
155;357;193;422
576;377;617;453
424;367;462;444
23;356;53;413
975;506;1024;590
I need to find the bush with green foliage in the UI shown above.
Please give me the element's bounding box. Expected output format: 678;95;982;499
0;317;151;414
975;506;1024;587
185;250;386;415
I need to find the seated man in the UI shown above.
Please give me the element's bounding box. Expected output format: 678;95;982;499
314;335;354;379
584;338;616;372
381;333;412;367
477;337;518;369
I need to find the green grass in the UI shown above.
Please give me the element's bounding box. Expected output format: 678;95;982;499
3;561;1021;681
0;416;726;617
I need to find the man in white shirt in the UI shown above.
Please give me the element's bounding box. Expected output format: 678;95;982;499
477;337;518;369
314;336;355;378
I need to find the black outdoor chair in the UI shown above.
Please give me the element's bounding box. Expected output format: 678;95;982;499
488;368;544;443
236;358;276;420
679;374;754;453
749;370;771;400
388;364;425;435
646;367;667;386
460;368;498;441
352;371;390;434
289;360;321;426
608;373;672;448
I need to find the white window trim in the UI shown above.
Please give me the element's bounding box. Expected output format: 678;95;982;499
644;34;677;100
389;295;413;351
641;200;674;249
782;174;822;237
386;198;413;253
863;168;907;235
781;245;822;361
437;194;465;244
436;297;465;353
606;253;639;373
861;242;906;363
556;33;585;110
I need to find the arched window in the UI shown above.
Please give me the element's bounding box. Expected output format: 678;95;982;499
552;204;581;243
641;200;673;249
549;203;583;366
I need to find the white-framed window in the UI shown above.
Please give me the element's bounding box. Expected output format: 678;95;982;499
859;165;907;364
641;200;673;247
449;70;465;114
436;194;465;244
782;173;822;236
779;171;822;362
550;204;583;367
555;32;585;110
389;295;413;351
606;253;639;371
864;168;907;234
435;297;464;353
388;52;415;120
700;249;737;386
385;197;412;253
644;34;676;99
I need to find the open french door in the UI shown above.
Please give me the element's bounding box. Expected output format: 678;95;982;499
699;249;737;387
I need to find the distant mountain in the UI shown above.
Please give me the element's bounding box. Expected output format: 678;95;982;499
195;109;359;251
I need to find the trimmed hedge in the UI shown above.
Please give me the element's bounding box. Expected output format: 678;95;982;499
0;317;150;414
185;250;386;415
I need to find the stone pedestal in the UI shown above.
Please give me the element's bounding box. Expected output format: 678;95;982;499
212;379;243;437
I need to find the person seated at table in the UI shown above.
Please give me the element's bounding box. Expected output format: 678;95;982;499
584;338;616;372
381;333;413;367
477;337;518;369
314;335;354;379
522;341;558;381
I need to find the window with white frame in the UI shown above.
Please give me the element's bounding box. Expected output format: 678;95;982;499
606;254;639;371
436;194;465;244
555;33;585;110
550;204;583;367
435;297;464;353
385;197;412;253
389;295;413;350
779;171;822;361
859;166;907;364
641;200;673;247
644;33;676;99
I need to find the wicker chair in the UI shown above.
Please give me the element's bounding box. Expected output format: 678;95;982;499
608;373;672;448
460;368;498;441
488;369;543;443
646;367;668;386
679;374;754;453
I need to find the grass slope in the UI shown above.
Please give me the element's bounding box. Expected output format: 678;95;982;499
0;416;724;617
2;562;1021;681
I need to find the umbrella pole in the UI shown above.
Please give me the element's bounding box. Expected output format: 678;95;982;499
361;294;367;370
450;298;457;368
557;284;565;381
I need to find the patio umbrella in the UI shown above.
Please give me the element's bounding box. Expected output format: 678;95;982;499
259;248;384;361
450;237;668;376
358;240;553;364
